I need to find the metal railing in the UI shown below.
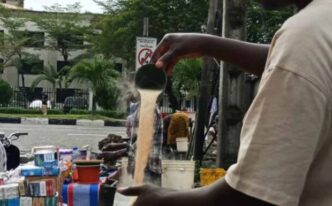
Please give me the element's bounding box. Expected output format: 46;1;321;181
2;87;89;110
159;93;197;113
1;87;196;113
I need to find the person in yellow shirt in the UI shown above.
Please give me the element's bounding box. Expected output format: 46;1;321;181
166;111;190;148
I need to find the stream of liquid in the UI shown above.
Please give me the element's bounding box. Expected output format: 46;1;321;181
129;89;161;205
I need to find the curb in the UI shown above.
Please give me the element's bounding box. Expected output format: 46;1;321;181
0;117;126;127
21;118;48;125
49;119;77;125
76;119;104;127
0;117;21;124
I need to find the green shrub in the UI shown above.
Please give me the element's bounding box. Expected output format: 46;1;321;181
0;106;125;118
0;107;63;115
95;82;120;111
0;80;13;105
69;109;90;115
96;110;126;119
69;108;126;118
0;107;41;114
48;109;64;114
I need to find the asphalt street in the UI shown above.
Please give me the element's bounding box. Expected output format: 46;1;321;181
0;123;131;205
0;123;127;153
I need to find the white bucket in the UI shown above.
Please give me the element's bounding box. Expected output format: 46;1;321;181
161;160;195;190
176;137;189;152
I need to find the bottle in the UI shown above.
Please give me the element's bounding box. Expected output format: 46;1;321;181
72;147;80;182
72;147;80;161
99;179;118;206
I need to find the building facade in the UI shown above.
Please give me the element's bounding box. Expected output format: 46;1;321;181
0;7;126;110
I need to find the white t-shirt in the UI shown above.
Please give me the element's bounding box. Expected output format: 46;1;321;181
225;0;332;205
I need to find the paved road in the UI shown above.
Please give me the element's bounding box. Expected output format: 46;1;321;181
0;123;131;205
0;123;127;153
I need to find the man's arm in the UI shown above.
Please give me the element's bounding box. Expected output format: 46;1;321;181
119;179;274;206
199;35;269;76
205;179;274;206
151;33;269;76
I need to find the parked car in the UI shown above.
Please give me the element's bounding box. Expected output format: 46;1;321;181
63;96;88;113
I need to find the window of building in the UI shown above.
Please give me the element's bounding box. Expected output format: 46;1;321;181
22;60;44;74
0;30;4;46
23;31;45;48
57;61;69;72
0;59;4;74
58;33;84;48
115;63;123;73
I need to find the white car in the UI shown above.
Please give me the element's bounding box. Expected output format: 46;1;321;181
29;100;52;109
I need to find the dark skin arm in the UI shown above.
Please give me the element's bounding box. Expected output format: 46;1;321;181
119;178;274;206
119;33;273;205
151;33;269;76
102;142;128;152
98;148;128;162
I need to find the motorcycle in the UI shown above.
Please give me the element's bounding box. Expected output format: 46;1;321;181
0;132;28;170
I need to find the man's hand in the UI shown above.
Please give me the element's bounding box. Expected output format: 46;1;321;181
118;179;275;206
118;184;176;206
102;142;128;152
118;184;212;206
151;33;205;75
98;148;127;162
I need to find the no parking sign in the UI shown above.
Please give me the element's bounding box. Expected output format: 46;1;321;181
136;37;157;70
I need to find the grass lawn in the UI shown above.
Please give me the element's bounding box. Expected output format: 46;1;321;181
0;113;124;121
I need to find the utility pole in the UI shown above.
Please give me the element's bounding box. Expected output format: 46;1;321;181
143;17;149;37
217;0;256;168
194;0;222;161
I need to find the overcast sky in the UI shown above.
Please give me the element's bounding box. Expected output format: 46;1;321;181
24;0;105;14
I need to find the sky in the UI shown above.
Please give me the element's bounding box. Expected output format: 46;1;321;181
24;0;105;14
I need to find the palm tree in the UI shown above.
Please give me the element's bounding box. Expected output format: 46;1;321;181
31;65;69;90
31;65;69;105
69;57;119;113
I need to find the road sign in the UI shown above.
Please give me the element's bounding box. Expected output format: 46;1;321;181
136;37;157;70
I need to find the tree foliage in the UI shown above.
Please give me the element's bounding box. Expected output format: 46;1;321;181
94;0;209;68
69;57;119;111
95;81;120;110
31;65;70;90
247;0;294;43
30;3;94;63
0;79;13;105
172;59;202;99
0;6;41;88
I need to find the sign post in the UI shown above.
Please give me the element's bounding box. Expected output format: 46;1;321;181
136;37;157;70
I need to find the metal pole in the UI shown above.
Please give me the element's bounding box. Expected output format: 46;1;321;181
143;17;149;37
193;0;222;161
217;0;251;169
